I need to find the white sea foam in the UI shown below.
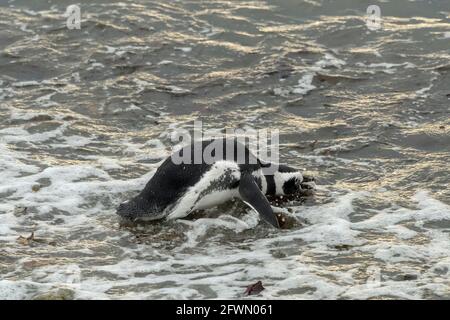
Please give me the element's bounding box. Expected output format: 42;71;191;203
273;52;345;97
175;47;192;53
355;62;416;74
292;74;316;95
158;60;174;65
12;81;40;88
166;85;190;94
2;156;449;300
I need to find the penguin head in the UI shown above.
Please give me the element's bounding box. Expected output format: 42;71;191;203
116;196;163;221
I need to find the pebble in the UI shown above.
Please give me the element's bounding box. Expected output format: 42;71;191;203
32;288;75;300
276;213;297;229
14;206;28;217
244;281;265;296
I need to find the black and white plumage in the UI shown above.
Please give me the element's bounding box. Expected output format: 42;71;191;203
116;139;314;228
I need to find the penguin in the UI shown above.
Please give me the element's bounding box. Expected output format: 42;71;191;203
116;139;314;228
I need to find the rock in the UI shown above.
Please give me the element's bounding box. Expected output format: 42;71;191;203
396;274;418;281
30;115;53;122
244;281;265;296
299;188;314;197
17;232;34;245
31;184;41;192
272;250;287;259
14;206;28;217
33;288;75;300
276;213;297;229
16;232;57;246
333;244;353;251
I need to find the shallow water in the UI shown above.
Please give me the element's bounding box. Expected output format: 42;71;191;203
1;0;450;299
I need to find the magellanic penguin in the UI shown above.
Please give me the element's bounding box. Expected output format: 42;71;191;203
116;139;315;228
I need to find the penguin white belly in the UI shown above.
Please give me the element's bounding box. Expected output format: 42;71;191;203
193;188;239;210
166;160;241;220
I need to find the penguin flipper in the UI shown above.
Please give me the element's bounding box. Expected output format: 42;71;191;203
239;173;280;228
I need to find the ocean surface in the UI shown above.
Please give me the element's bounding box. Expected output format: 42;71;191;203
1;0;450;299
